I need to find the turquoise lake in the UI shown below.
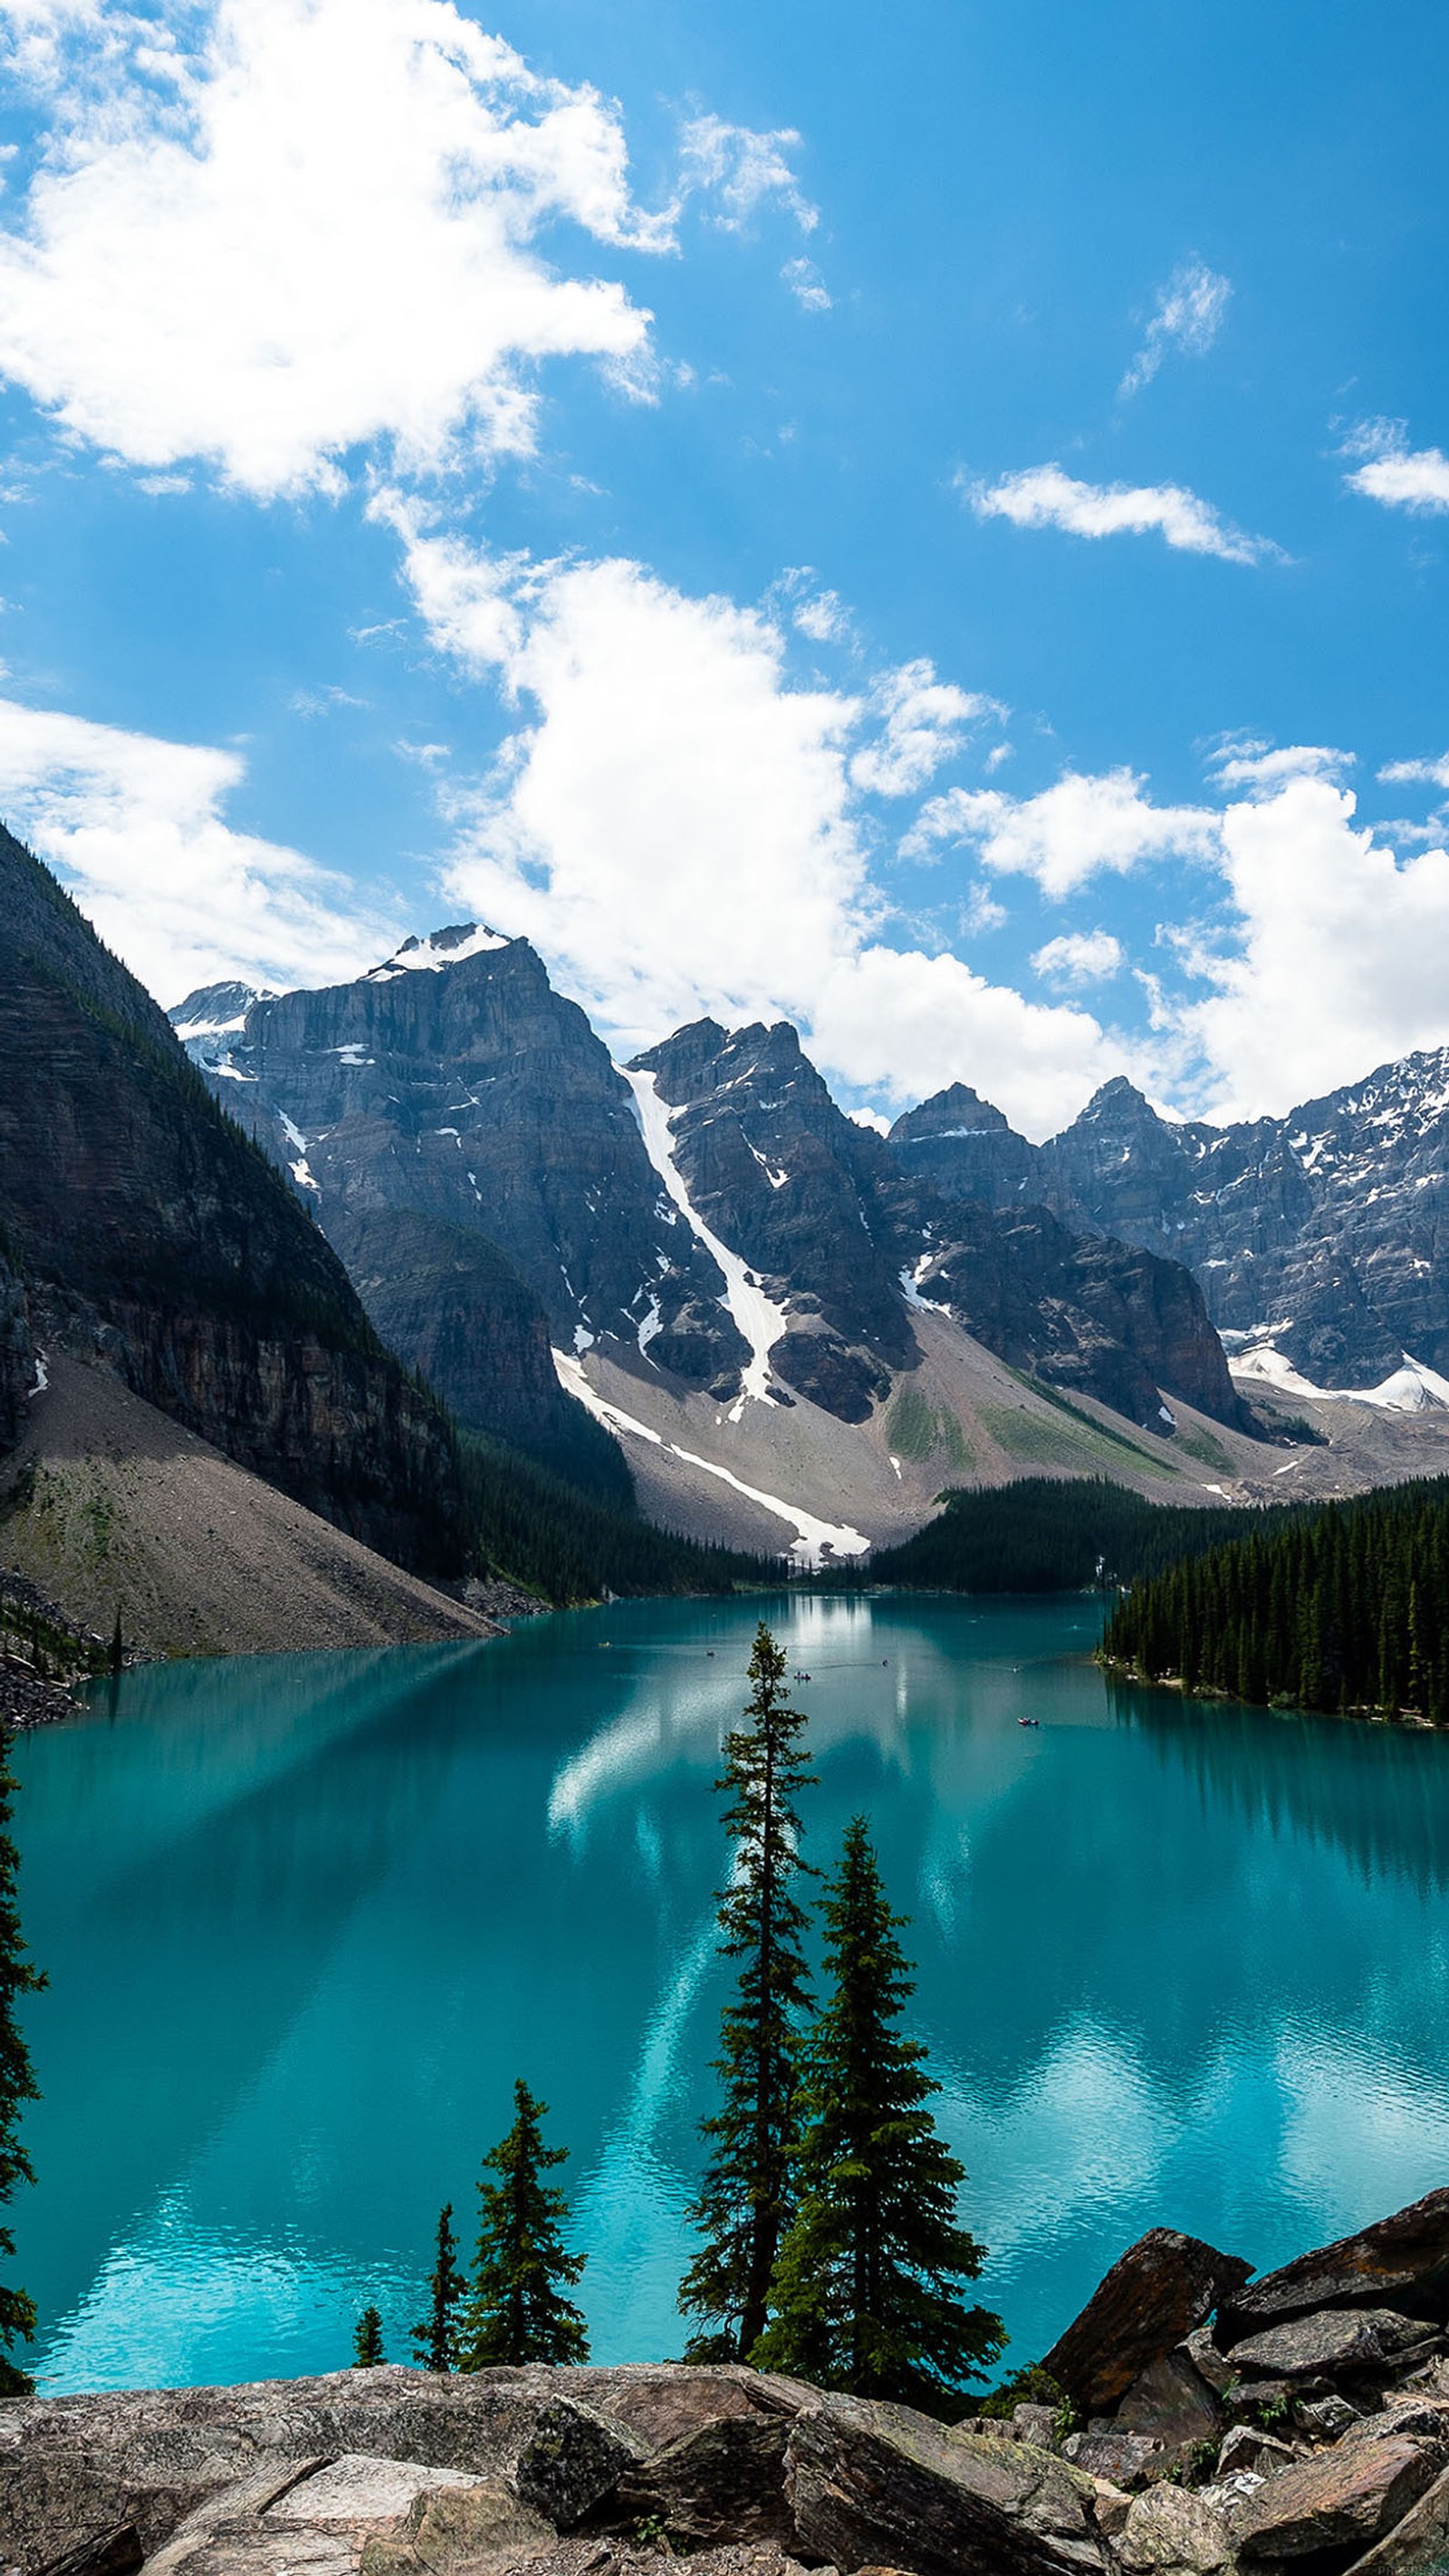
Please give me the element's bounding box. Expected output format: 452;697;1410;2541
13;1589;1449;2396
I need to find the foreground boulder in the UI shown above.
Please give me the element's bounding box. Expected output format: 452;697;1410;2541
1043;2233;1253;2419
1233;2431;1445;2562
1225;2310;1435;2388
783;2399;1105;2575
1220;2193;1449;2342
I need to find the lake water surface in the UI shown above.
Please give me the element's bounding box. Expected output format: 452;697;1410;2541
14;1590;1449;2395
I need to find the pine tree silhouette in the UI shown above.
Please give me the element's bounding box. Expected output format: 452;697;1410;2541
679;1622;815;2360
411;2201;467;2372
459;2080;589;2367
754;1818;1003;2412
352;2303;386;2367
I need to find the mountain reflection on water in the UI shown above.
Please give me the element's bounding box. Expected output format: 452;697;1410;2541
14;1591;1449;2395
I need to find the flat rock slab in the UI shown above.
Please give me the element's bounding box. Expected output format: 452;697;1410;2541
1228;2312;1431;2382
1222;2194;1449;2341
1044;2233;1253;2419
785;2396;1105;2576
1118;2352;1223;2446
0;2369;642;2572
1234;2433;1445;2561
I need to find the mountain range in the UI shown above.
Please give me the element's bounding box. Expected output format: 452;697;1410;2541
166;918;1449;1560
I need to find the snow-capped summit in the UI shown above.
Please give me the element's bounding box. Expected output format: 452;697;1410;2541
363;923;511;981
169;978;270;1042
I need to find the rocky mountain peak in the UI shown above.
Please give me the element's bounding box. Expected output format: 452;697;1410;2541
888;1081;1012;1142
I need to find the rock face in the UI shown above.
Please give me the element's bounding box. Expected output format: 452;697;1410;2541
631;1020;916;1422
1219;2192;1449;2341
889;1055;1449;1393
1233;2430;1445;2561
0;831;465;1576
178;933;1243;1449
910;1211;1250;1434
1042;2231;1253;2419
172;928;748;1451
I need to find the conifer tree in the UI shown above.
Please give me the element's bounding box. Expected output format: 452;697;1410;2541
411;2200;467;2372
352;2303;386;2366
754;1818;1004;2413
459;2080;589;2367
0;1728;43;2398
679;1622;815;2360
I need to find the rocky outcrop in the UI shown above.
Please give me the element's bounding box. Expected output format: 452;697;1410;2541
0;1240;34;1455
1218;2194;1449;2343
1042;2232;1253;2419
0;829;465;1575
1;2366;1115;2576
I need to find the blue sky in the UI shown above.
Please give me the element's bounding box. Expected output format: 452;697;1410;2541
0;0;1446;1134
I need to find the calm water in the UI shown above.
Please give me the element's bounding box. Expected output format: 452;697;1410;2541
12;1590;1449;2395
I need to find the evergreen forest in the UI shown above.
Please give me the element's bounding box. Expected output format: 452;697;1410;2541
1101;1475;1449;1718
859;1476;1283;1595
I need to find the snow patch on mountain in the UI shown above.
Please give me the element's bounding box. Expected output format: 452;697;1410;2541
621;1065;789;1421
364;923;509;981
1232;1344;1449;1411
552;1349;868;1565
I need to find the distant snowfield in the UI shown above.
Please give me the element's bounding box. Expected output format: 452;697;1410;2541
620;1066;789;1422
1231;1345;1449;1412
552;1348;869;1566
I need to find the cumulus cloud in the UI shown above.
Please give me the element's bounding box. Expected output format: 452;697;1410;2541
677;114;817;233
1342;419;1449;514
384;524;1125;1135
1119;259;1232;399
849;660;1002;799
1181;780;1449;1119
966;464;1278;564
0;696;394;998
903;769;1221;897
0;0;670;496
1032;929;1124;987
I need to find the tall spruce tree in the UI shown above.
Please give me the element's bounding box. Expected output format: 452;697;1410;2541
0;1728;43;2397
679;1621;815;2360
459;2080;589;2367
352;2304;386;2366
753;1817;1004;2414
411;2200;467;2372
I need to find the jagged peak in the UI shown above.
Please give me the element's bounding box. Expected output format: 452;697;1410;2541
363;922;512;982
888;1081;1011;1143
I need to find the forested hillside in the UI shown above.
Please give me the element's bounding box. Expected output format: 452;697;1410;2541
859;1477;1277;1594
1101;1478;1449;1717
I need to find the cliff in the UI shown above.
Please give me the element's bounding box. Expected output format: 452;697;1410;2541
0;830;465;1576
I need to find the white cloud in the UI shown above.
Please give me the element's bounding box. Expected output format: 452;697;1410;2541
1381;753;1449;791
1343;420;1449;514
0;695;395;998
0;0;668;496
781;255;830;312
903;769;1221;897
849;659;1001;799
1206;737;1354;795
1180;779;1449;1118
848;1105;889;1135
1032;929;1124;987
1120;258;1231;399
967;464;1278;565
387;526;1125;1136
677;114;817;234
